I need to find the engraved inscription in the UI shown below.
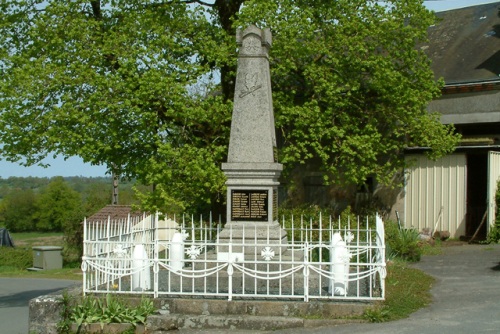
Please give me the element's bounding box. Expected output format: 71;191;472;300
231;190;268;221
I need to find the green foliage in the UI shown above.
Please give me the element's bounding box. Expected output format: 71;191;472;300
0;0;460;212
279;205;375;234
0;189;37;232
363;306;390;323
135;143;229;213
280;205;332;224
0;176;145;265
487;180;500;243
238;0;460;186
487;225;500;244
80;183;112;215
30;178;84;263
61;218;84;266
278;206;374;262
0;176;142;207
57;291;74;334
385;220;422;262
278;205;364;227
0;247;32;270
34;177;82;232
58;294;156;333
0;176;52;199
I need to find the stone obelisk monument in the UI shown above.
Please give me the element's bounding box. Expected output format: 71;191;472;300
219;25;286;256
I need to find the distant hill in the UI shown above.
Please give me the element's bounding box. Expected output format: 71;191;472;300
0;176;140;202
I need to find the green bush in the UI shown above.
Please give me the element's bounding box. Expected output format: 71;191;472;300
279;205;374;235
58;293;156;333
0;247;32;269
487;180;500;243
487;225;500;244
384;220;422;262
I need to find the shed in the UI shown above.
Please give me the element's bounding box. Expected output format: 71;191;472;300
400;2;500;240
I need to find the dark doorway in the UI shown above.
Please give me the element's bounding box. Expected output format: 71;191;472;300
466;153;488;239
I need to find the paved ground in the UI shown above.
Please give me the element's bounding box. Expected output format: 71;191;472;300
0;277;77;334
181;242;500;334
284;242;500;334
2;243;499;334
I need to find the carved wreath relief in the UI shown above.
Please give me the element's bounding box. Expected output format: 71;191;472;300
239;72;262;98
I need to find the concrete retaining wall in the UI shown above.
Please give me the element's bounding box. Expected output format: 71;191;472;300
29;289;370;333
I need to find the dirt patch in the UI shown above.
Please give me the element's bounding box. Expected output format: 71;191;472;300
14;236;64;248
441;240;468;247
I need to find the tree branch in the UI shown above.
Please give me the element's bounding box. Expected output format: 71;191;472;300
181;0;215;6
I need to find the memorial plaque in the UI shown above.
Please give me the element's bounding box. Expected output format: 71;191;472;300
273;188;278;220
231;190;268;221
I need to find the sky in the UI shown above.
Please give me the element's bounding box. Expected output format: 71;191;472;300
1;0;499;178
423;0;500;11
0;156;108;178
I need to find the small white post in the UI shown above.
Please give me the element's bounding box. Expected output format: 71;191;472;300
132;244;151;291
170;231;185;272
329;232;350;296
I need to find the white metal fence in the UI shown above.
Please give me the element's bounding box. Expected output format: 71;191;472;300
82;213;386;301
82;213;156;292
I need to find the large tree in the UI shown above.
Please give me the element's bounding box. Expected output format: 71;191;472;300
0;188;37;232
0;0;459;212
34;177;82;231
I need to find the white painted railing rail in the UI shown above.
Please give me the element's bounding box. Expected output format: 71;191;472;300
82;213;386;301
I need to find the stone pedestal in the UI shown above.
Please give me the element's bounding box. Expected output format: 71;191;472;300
220;163;285;255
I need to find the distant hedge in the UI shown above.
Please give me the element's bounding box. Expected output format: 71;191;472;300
0;247;32;269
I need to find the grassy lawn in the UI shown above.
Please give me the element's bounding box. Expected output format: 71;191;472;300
0;231;81;280
0;267;82;280
363;260;435;322
9;231;64;247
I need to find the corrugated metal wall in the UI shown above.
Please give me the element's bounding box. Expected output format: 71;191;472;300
404;154;467;238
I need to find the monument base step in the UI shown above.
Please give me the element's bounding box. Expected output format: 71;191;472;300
146;297;370;332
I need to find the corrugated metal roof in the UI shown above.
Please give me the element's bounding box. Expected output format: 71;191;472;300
86;205;144;222
425;2;500;83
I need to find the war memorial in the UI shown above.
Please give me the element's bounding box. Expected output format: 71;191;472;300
29;26;386;333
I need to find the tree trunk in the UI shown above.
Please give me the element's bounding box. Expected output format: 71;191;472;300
214;0;244;101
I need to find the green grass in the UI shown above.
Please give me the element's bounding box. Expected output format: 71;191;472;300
362;260;435;322
384;261;434;319
0;266;82;280
10;231;63;240
0;231;80;280
420;238;443;256
361;240;440;322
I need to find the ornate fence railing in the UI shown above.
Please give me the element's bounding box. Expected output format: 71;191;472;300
82;213;386;301
82;213;156;292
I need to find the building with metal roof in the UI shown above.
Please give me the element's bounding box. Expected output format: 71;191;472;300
398;2;500;240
